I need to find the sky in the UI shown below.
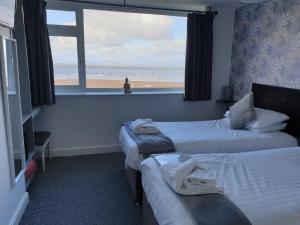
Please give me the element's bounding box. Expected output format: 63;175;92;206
47;9;187;68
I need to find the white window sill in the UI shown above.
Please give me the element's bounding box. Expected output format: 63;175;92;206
55;90;184;96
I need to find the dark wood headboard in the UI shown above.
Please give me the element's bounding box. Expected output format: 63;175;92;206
252;83;300;137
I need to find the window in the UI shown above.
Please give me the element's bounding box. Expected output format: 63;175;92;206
47;9;81;88
49;36;79;86
47;10;76;26
47;5;187;92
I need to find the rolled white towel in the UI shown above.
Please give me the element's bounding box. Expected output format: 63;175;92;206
130;119;160;134
161;159;223;195
185;170;217;187
130;118;152;130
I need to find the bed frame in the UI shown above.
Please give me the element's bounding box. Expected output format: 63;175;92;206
252;83;300;137
125;166;143;205
143;191;159;225
140;83;300;224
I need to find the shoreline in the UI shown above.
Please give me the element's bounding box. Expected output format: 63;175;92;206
55;79;184;88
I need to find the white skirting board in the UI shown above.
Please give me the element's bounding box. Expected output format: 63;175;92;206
8;192;29;225
51;144;122;157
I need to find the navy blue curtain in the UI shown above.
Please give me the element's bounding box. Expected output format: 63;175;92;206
23;0;55;106
184;13;215;101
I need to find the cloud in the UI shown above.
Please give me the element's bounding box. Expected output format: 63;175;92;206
85;39;186;66
50;37;78;64
84;10;173;47
49;10;186;67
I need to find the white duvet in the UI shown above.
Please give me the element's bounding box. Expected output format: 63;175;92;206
141;147;300;225
119;119;297;170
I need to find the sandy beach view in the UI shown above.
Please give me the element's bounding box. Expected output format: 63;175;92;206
55;79;184;88
53;64;185;89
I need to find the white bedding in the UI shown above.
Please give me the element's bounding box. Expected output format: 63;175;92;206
141;147;300;225
119;119;297;170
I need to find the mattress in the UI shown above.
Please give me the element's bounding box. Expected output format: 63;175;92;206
119;119;297;170
141;147;300;225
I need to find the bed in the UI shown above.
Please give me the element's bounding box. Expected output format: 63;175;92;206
120;119;296;171
141;147;300;225
120;83;300;204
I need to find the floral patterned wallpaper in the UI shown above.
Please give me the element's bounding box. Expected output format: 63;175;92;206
229;0;300;99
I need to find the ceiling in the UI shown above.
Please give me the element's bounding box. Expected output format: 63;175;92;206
64;0;243;10
125;0;240;9
61;0;272;11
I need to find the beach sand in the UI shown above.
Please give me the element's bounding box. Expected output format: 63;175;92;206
55;79;184;88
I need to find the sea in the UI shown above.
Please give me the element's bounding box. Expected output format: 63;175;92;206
54;64;185;83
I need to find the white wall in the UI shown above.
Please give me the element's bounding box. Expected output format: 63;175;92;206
34;5;236;157
0;26;28;225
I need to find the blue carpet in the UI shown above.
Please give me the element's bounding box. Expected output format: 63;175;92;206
20;153;142;225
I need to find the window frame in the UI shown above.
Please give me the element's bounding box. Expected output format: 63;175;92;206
47;5;85;91
47;2;186;94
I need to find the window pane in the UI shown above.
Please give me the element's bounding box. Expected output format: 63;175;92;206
84;10;186;89
47;10;76;26
49;36;79;86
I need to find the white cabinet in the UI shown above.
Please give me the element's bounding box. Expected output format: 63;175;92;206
0;37;25;185
0;0;16;28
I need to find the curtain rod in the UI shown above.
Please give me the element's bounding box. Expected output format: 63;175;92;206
60;0;218;15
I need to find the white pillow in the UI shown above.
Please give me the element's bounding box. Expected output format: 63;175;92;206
248;123;287;133
246;108;289;129
229;92;255;129
224;111;230;118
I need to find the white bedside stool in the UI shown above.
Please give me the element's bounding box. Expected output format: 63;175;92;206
34;132;52;173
